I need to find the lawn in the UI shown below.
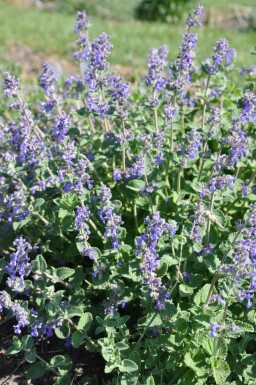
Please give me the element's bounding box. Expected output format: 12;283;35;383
0;1;255;79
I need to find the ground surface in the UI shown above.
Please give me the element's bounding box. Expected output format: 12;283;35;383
0;319;106;385
0;1;255;81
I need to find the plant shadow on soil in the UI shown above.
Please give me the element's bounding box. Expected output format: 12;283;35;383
0;319;108;385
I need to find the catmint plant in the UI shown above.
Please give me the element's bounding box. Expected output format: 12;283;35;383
0;4;256;385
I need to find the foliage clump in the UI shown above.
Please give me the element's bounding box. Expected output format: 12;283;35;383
0;4;256;385
134;0;192;23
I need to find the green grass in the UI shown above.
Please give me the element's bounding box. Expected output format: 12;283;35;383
0;2;255;77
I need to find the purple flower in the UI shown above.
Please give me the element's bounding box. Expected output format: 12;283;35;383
97;185;123;248
211;292;225;306
181;128;202;162
210;322;221;338
190;200;206;226
113;169;122;181
62;140;77;167
107;75;130;117
186;4;204;28
209;175;235;192
3;73;19;97
206;107;221;137
240;65;255;77
63;181;73;193
52;112;72;142
239;91;256;123
205;39;236;74
74;205;90;232
6;237;32;292
82;32;113;81
221;118;248;166
164;104;178;123
143;45;169;91
0;291;29;334
39;62;57;97
183;272;191;283
74;11;90;33
141;182;156;195
190;225;202;243
136;212;177;310
87;96;108;118
129;156;145;178
172;32;198;86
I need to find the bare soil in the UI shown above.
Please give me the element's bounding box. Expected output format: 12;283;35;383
0;318;107;385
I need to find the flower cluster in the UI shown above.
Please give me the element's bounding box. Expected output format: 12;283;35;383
143;45;169;92
97;186;123;249
6;237;32;292
75;204;94;259
186;3;204;28
205;38;236;74
136;212;177;310
0;290;30;334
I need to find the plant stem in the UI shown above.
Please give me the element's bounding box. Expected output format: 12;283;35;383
198;74;210;181
122;119;126;171
133;313;157;352
177;168;182;193
133;202;138;231
204;228;242;307
153;89;159;133
35;354;59;376
205;192;215;246
214;300;229;357
79;153;104;186
144;172;154;212
89;219;104;240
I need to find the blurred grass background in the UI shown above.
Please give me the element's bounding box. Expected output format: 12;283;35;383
0;0;255;80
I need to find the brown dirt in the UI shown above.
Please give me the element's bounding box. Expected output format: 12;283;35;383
0;318;107;385
5;44;142;81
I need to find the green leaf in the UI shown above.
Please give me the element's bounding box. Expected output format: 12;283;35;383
184;351;208;377
201;333;227;358
54;193;78;211
193;284;211;306
58;208;70;219
25;349;36;363
22;335;34;350
119;359;138;373
120;373;139;385
115;342;129;351
235;321;254;333
192;242;203;253
13;217;30;231
5;345;23;355
112;200;122;210
213;209;226;229
55;320;71;339
71;331;85;348
56;267;75;281
210;357;230;385
50;355;72;374
157;261;168;277
145;375;155;385
32;255;47;273
161;254;178;266
105;362;119;374
179;284;194;296
203;253;220;273
53;373;73;385
126;179;145;192
27;362;47;379
34;198;45;211
192;314;211;328
77;312;93;332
